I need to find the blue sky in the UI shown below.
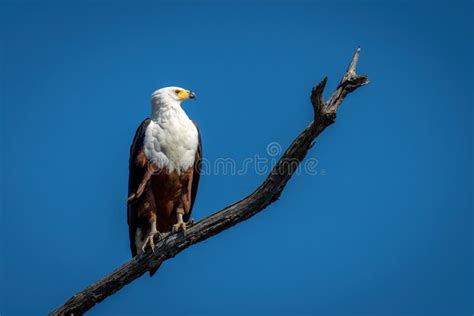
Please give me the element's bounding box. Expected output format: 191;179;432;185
0;1;472;315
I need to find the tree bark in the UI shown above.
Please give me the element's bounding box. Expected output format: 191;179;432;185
50;48;369;316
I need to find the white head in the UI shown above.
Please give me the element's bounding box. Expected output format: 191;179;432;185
150;86;196;115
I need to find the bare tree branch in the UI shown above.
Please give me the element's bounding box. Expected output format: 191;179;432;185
50;49;369;316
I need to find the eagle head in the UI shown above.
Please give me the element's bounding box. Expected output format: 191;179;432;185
151;86;196;106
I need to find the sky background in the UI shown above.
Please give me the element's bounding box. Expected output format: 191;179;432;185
0;1;472;315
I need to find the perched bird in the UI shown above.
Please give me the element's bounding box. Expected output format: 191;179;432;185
127;87;202;259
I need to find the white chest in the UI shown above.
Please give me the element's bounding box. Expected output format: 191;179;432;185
143;111;198;174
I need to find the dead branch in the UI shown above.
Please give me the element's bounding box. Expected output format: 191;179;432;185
50;48;369;315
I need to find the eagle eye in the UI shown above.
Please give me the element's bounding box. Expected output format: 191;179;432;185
174;89;181;94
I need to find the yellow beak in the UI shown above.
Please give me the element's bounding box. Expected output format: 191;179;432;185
177;90;197;100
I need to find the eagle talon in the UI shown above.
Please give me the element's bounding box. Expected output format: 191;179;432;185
141;230;161;253
172;221;187;234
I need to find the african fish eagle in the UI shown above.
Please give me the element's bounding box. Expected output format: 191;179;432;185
127;87;202;261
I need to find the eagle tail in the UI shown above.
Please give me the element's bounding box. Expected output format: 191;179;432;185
149;265;159;277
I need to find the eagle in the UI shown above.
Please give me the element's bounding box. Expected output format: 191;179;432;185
127;87;201;260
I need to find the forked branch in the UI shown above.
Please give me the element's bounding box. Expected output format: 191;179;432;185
50;49;369;315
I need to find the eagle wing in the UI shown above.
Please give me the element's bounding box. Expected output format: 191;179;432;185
184;122;202;223
127;118;151;257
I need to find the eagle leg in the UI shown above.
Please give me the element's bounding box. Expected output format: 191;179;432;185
141;219;161;253
172;210;188;233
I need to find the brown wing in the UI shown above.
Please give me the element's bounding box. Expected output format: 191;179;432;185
183;122;202;223
127;118;151;257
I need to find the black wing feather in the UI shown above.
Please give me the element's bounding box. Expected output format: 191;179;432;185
184;122;202;223
127;118;150;257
